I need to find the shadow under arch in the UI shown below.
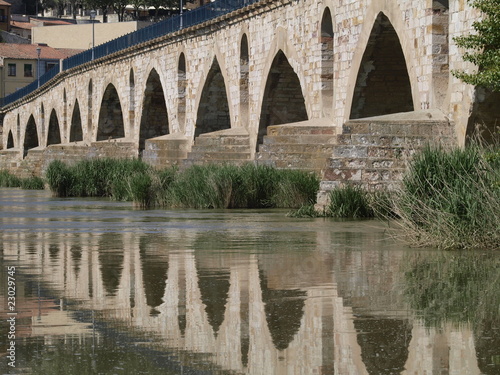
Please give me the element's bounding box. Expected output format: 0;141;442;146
240;33;250;127
6;130;14;149
194;55;231;138
70;99;83;142
258;265;306;351
139;235;169;316
23;115;39;156
257;49;308;150
98;233;124;297
466;88;500;145
178;52;187;132
139;68;169;154
97;83;125;141
47;109;61;146
320;6;334;117
350;12;414;119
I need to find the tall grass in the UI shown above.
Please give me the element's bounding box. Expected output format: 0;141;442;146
45;160;319;209
0;170;44;190
0;170;21;187
288;185;393;219
392;145;500;250
326;185;374;218
165;164;319;209
404;251;500;329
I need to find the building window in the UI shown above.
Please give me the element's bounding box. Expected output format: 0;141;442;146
8;64;16;76
46;62;57;71
24;64;33;77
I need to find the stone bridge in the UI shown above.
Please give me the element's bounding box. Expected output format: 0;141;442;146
1;0;497;191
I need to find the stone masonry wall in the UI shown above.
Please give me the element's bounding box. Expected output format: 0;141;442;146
1;0;480;174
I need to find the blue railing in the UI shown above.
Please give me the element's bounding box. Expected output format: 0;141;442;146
0;64;60;107
1;0;260;107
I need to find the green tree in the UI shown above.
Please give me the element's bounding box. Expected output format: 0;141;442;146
84;0;112;22
111;0;127;21
453;0;500;91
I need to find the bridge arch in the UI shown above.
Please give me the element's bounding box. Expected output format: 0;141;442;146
6;130;14;149
345;2;420;121
138;68;170;153
97;82;126;141
70;99;83;142
40;104;45;143
47;109;62;146
239;33;250;127
256;27;310;149
320;7;334;118
178;52;187;132
62;89;68;140
23;115;39;156
193;47;233;138
87;79;93;140
129;69;136;137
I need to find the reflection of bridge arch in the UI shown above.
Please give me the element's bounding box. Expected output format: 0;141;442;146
2;227;487;375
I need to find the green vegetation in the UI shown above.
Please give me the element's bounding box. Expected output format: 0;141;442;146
288;185;392;219
453;0;500;91
0;170;45;190
45;159;319;209
403;251;500;373
392;145;500;250
404;251;500;327
0;170;21;187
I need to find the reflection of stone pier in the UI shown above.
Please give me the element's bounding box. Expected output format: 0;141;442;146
2;228;487;374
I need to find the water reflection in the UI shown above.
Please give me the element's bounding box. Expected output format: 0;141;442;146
0;188;499;374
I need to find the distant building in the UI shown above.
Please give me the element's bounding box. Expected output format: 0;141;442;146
0;0;11;32
32;21;151;50
0;43;82;97
10;16;74;40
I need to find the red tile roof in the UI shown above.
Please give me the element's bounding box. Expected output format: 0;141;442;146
0;43;83;61
0;0;11;6
11;21;34;30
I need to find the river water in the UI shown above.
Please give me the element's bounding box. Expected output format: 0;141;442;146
0;188;498;374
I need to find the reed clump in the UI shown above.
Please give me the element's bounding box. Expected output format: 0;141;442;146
0;169;44;190
392;145;500;250
45;159;319;209
288;185;392;219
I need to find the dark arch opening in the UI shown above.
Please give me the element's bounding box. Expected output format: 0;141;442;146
259;266;306;351
97;83;125;141
98;234;124;297
195;57;231;138
63;89;67;137
139;68;169;154
350;13;414;119
466;88;500;145
70;100;83;142
240;34;250;126
47;110;61;146
258;50;308;149
88;80;93;137
23;115;39;156
16;114;20;146
178;53;187;130
7;130;14;149
321;8;334;117
354;316;412;375
40;104;45;140
139;236;169;316
129;70;135;133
